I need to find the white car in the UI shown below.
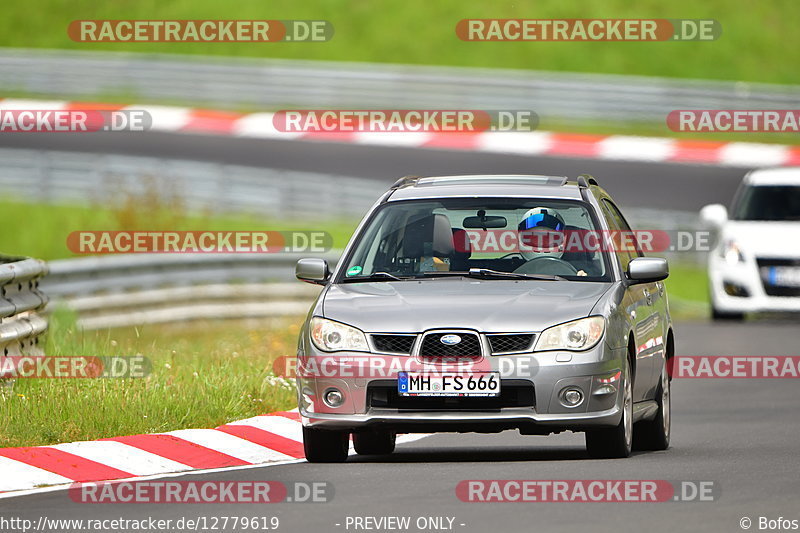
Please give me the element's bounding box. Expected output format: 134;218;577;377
700;167;800;320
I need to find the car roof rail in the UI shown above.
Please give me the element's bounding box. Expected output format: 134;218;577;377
576;174;599;188
390;175;422;189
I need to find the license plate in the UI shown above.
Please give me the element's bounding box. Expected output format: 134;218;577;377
766;266;800;287
397;372;501;397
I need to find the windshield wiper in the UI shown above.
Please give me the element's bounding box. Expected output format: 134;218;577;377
466;268;565;281
341;271;411;282
421;268;565;281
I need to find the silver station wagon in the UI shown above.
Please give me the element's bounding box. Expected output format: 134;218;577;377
295;175;674;462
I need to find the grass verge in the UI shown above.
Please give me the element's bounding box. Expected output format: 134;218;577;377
0;1;796;84
0;309;301;448
0;197;358;261
664;262;710;320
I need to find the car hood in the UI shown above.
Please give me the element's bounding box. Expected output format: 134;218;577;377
322;278;613;333
723;221;800;258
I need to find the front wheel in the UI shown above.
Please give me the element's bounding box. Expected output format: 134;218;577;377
634;358;671;451
585;358;632;459
710;298;745;321
302;426;349;463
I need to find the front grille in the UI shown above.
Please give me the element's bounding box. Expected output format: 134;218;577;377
757;258;800;268
762;285;800;297
367;380;535;410
487;334;535;354
371;334;416;354
757;258;800;297
418;332;482;360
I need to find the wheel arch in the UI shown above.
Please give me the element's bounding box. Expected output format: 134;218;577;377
627;332;636;387
665;328;675;381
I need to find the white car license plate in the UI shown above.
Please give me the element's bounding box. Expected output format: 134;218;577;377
397;372;501;397
767;266;800;287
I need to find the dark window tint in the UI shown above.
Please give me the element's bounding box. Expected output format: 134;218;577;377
733;185;800;221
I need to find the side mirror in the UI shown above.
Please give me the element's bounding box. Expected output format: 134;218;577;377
296;258;330;285
627;257;669;283
699;203;728;229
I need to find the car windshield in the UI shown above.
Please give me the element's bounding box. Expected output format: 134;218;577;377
733;185;800;221
339;198;611;282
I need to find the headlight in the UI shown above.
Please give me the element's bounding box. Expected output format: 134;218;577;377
721;239;745;265
534;316;605;352
310;317;369;352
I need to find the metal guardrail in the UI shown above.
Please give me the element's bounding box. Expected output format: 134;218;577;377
2;48;799;124
0;256;49;357
42;253;339;329
0;148;385;219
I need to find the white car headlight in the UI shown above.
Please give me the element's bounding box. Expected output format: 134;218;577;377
534;316;605;352
721;239;745;265
310;317;369;352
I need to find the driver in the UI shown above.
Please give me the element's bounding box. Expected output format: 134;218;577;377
517;207;587;276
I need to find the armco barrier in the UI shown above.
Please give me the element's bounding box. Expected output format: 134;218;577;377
0;148;385;220
1;48;799;125
41;253;340;329
0;256;48;359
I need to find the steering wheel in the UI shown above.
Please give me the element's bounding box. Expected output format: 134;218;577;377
514;256;579;276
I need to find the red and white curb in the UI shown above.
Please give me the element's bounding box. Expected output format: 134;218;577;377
0;411;303;493
2;98;798;168
0;410;424;494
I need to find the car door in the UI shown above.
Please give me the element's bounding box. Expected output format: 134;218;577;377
599;199;660;402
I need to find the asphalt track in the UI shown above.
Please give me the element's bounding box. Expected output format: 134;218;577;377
1;133;796;532
0;131;751;211
2;321;799;532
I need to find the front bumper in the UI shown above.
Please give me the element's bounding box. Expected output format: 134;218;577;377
709;255;800;313
299;406;623;434
296;341;626;434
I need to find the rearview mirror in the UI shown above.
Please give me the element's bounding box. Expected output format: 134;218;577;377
627;257;669;283
699;203;728;229
463;215;507;229
296;258;329;285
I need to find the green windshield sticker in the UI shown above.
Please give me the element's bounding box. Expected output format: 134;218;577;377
346;266;363;276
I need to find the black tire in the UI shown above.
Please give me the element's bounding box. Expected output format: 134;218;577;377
585;358;632;459
711;302;744;321
302;426;349;463
633;357;671;451
353;429;396;455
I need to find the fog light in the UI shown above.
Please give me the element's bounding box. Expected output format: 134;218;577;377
723;281;750;297
323;388;344;408
561;387;584;407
